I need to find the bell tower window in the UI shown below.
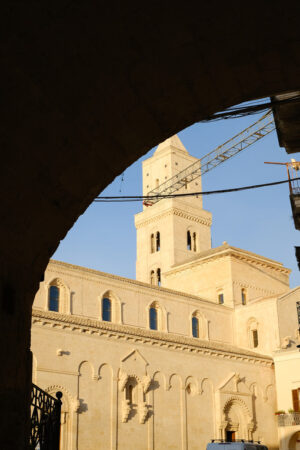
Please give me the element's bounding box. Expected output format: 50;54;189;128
150;234;155;253
252;329;258;348
156;232;160;251
241;288;247;305
192;232;197;252
157;268;161;286
150;270;155;285
218;293;224;305
187;231;191;250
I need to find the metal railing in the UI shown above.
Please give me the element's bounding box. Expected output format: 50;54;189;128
30;384;62;449
277;412;300;427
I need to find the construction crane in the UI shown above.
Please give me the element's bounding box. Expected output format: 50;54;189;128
144;110;275;206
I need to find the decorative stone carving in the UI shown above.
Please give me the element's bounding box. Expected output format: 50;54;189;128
141;375;151;394
73;398;81;413
121;399;131;423
138;401;148;424
281;336;292;349
119;371;129;391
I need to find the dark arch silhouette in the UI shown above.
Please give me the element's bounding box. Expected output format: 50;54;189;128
1;2;299;447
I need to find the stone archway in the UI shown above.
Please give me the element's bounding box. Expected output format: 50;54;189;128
222;397;254;441
289;431;300;450
1;3;300;447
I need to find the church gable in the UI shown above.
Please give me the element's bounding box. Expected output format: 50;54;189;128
121;349;149;380
217;372;251;396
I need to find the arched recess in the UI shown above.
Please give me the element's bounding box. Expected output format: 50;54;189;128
288;431;300;450
99;290;122;324
222;397;254;441
146;300;167;332
45;278;71;314
45;385;75;450
185;376;199;396
190;310;209;339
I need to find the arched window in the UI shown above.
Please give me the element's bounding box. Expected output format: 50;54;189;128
49;285;59;312
149;307;158;330
252;329;258;348
192;316;199;338
241;288;247;305
248;318;259;349
192;232;197;252
218;293;224;304
157;268;161;286
102;297;111;322
187;230;191;250
150;270;155;285
156;232;160;251
150;233;155;253
127;384;133;403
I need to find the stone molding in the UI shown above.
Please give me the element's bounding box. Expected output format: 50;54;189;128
32;308;272;366
135;207;212;229
232;280;285;297
165;247;290;278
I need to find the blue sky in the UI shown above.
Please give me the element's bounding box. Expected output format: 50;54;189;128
53;111;300;287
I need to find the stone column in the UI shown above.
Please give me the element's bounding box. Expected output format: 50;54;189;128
181;386;187;450
111;375;118;450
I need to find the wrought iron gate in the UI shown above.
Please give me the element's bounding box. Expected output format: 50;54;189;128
30;384;62;449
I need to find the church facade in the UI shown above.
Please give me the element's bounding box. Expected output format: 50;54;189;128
31;136;300;450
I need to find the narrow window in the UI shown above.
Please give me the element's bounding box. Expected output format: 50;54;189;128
150;270;155;285
252;329;258;348
127;384;133;403
187;231;191;250
49;285;59;312
102;297;111;322
218;293;224;305
192;232;197;252
155;178;159;187
156;232;160;251
292;389;300;412
192;316;199;338
157;268;161;286
241;288;247;305
150;234;155;253
149;307;157;330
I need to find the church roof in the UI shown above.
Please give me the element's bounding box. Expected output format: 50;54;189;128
154;134;189;156
166;242;290;274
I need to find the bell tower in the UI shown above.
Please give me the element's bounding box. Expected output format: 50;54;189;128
135;135;212;285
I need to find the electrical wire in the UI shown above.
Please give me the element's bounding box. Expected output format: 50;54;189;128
94;178;299;203
199;95;300;121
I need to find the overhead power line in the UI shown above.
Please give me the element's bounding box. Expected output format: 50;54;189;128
147;110;275;206
200;94;300;121
94;178;298;203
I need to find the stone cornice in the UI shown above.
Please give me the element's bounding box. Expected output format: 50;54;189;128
135;207;212;229
47;260;231;312
32;308;273;366
165;245;290;277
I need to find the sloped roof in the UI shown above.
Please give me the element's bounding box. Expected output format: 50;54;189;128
154;134;189;155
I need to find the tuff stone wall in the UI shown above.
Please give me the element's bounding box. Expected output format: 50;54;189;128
1;2;300;447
